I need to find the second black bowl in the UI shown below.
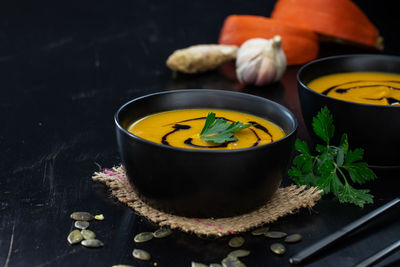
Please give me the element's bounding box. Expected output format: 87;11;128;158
298;54;400;168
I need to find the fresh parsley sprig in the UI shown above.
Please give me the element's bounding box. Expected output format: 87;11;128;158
200;112;252;144
288;106;377;208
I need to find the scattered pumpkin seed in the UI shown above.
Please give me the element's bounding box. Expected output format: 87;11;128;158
67;229;83;245
227;249;250;258
209;264;223;267
265;231;287;239
191;262;208;267
70;212;94;221
285;233;303;243
153;227;172;238
81;229;96;240
81;239;104;248
221;256;246;267
74;220;89;230
94;214;104;220
228;236;245;248
270;243;286;255
251;227;269;236
153;262;158;266
134;232;154;243
132;249;151;261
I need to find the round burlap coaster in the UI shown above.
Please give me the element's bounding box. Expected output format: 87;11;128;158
92;165;322;237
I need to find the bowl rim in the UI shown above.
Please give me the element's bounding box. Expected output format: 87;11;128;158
297;54;400;109
114;89;298;154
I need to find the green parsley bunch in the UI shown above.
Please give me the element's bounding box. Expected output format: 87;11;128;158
289;106;377;207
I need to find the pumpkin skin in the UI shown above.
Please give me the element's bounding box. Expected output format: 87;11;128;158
307;72;400;106
128;109;286;150
271;0;382;50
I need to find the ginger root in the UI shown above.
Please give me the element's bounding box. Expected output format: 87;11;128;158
166;44;238;74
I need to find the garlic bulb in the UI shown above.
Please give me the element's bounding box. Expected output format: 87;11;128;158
236;36;287;86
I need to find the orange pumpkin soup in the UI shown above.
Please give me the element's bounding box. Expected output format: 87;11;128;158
307;72;400;106
127;109;285;150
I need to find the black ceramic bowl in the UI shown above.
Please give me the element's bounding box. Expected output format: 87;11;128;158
298;54;400;168
115;89;297;218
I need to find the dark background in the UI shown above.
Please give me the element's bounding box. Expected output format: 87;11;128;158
1;1;400;266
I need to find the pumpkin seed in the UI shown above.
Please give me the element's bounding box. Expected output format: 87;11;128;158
251;227;269;236
228;236;245;248
209;264;223;267
81;239;104;248
227;249;250;258
81;229;96;240
265;231;287;239
132;249;151;261
191;262;208;267
270;243;286;255
67;230;83;245
134;232;154;243
221;256;246;267
284;233;302;243
94;214;104;220
153;227;172;238
153;262;158;266
70;212;94;221
74;220;89;230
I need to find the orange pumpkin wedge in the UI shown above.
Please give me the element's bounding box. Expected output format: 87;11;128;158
218;15;319;66
271;0;383;50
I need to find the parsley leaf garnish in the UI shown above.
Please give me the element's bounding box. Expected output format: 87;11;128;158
289;106;377;208
200;112;253;144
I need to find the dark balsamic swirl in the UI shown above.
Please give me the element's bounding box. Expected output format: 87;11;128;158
248;121;273;141
161;124;191;146
320;80;400;105
184;138;229;148
164;116;234;125
161;117;273;149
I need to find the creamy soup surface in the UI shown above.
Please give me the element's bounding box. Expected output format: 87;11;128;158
307;72;400;106
127;109;286;150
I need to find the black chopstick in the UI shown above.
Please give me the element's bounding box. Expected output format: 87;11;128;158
289;197;400;265
354;239;400;267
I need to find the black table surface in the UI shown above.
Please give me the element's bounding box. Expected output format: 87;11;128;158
1;1;400;266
